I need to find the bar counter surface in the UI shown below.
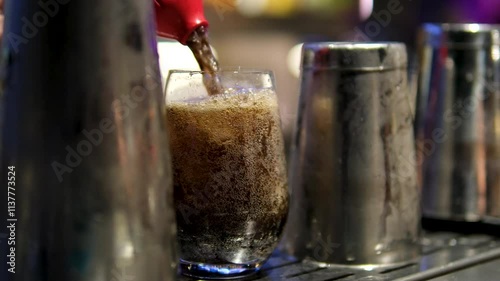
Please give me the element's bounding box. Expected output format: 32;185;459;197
178;221;500;281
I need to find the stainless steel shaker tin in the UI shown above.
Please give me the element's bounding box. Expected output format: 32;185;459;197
1;1;177;281
280;42;421;266
416;24;500;222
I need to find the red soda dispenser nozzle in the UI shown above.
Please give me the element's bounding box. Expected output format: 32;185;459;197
154;0;208;44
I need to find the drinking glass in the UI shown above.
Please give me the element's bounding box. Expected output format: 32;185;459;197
164;70;289;279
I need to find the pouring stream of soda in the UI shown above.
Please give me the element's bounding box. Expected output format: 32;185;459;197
187;26;224;96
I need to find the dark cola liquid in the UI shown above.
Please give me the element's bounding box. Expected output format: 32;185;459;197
167;89;289;264
187;26;224;95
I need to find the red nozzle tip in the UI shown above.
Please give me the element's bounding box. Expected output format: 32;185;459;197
155;0;208;45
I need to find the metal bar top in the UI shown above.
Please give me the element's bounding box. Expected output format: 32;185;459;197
179;231;500;280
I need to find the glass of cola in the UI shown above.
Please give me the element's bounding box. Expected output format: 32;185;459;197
164;69;289;279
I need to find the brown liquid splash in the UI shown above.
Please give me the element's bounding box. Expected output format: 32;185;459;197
187;26;224;96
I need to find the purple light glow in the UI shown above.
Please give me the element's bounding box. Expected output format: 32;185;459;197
457;0;500;23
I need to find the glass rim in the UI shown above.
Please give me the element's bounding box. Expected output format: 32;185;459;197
167;68;274;76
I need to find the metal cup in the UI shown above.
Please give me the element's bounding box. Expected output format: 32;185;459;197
0;1;177;281
416;23;500;222
280;42;421;267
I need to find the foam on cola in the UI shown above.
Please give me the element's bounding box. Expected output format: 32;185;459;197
166;88;289;264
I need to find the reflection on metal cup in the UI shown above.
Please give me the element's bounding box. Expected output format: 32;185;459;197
416;23;500;222
280;42;420;266
1;1;177;281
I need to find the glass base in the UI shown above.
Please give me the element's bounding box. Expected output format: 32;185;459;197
179;260;262;280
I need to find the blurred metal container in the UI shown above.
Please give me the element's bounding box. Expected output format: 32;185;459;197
416;24;500;222
0;1;177;281
280;42;420;266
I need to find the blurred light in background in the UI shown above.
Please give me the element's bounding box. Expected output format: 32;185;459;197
205;0;238;16
236;0;297;17
302;0;354;17
287;43;303;78
359;0;373;21
157;41;200;73
265;0;297;17
205;0;358;18
455;0;500;23
236;0;267;17
157;40;218;85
